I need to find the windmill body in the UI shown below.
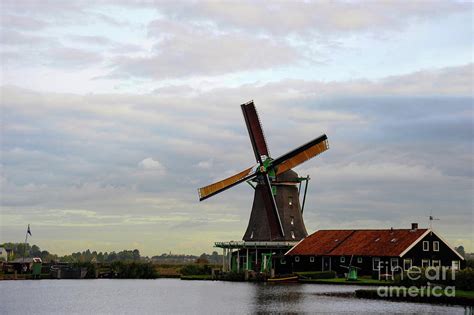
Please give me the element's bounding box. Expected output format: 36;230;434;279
243;170;307;241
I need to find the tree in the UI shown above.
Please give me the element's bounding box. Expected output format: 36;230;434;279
133;249;140;261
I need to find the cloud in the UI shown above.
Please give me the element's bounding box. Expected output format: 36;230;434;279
109;19;299;79
196;159;213;169
156;1;469;36
138;157;165;172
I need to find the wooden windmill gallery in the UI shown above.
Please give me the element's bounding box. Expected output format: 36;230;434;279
198;101;329;278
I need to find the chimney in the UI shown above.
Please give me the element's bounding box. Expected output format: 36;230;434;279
411;223;418;231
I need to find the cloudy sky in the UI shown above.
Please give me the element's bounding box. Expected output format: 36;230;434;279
1;1;473;256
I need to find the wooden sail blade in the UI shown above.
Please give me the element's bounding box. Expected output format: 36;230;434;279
261;173;285;238
198;166;256;201
273;134;328;175
241;101;270;163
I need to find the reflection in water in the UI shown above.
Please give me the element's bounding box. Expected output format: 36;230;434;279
252;283;303;313
0;279;469;314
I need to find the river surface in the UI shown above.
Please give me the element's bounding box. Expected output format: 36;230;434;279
0;279;470;314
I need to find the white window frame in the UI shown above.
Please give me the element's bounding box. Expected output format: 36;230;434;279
433;241;439;252
280;258;286;265
423;241;429;251
373;257;381;271
340;256;345;263
422;259;430;268
291;231;295;239
310;256;315;263
357;257;363;263
432;260;441;268
403;259;412;270
390;258;399;271
295;256;300;263
452;260;460;270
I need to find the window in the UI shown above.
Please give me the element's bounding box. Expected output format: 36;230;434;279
423;241;429;251
452;260;460;270
250;231;254;239
432;260;441;268
295;256;300;263
290;216;294;226
373;257;381;271
280;258;286;265
357;257;363;263
403;259;412;270
310;256;315;263
340;256;345;263
288;197;293;206
390;258;399;271
433;241;439;252
422;259;430;268
291;231;295;239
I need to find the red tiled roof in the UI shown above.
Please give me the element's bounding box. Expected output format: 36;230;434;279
287;228;428;257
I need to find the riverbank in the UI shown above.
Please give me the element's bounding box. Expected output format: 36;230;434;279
355;287;474;306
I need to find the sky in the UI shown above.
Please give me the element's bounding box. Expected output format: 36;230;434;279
0;0;473;256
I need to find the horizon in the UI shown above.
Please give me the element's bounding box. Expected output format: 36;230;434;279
1;1;473;256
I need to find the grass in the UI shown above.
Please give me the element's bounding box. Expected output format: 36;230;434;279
300;276;394;286
180;275;214;280
455;290;474;298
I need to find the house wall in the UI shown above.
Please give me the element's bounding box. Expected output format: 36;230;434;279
286;255;401;276
402;231;465;269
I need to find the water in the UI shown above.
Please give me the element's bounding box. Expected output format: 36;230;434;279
0;279;469;314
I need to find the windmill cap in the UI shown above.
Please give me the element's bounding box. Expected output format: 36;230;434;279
276;169;299;182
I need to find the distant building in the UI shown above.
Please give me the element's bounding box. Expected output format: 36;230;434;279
0;247;8;262
284;223;465;275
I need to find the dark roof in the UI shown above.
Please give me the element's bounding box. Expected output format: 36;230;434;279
287;228;428;257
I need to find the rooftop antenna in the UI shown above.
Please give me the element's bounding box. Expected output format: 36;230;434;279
428;210;440;230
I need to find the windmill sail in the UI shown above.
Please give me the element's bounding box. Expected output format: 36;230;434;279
272;134;328;175
198;166;256;201
241;101;269;163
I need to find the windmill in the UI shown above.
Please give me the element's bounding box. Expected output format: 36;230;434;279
198;101;329;242
340;255;361;281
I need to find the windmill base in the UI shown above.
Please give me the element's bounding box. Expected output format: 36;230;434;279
214;241;298;276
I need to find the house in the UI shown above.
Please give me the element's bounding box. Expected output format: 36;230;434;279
284;223;465;276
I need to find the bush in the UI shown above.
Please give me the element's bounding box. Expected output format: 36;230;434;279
111;261;158;279
295;271;336;279
180;264;211;276
455;268;474;291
